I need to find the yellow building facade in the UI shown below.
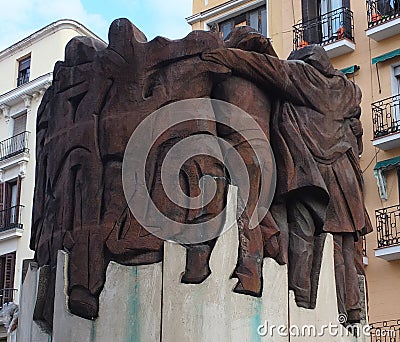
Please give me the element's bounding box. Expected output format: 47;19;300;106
189;0;400;332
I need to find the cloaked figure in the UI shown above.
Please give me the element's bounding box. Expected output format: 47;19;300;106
203;45;372;322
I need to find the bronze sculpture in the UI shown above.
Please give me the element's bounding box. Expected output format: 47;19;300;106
203;44;372;322
30;18;371;330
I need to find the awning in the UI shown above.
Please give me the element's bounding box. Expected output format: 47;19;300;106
374;156;400;200
372;48;400;65
374;156;400;170
340;65;360;74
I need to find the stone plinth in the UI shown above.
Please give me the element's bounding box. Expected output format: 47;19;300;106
18;188;368;341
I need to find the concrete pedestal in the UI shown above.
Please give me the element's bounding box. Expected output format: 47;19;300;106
18;188;369;341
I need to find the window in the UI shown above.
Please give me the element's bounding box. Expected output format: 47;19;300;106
217;6;267;39
0;252;16;308
13;114;27;136
0;178;21;230
17;56;30;86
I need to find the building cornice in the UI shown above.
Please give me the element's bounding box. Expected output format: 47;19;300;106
0;73;52;111
186;0;258;25
0;19;105;62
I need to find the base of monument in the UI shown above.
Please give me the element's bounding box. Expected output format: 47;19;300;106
17;191;370;341
17;240;370;341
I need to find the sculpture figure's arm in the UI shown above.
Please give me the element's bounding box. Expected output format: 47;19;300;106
203;48;315;105
203;48;359;112
349;106;364;155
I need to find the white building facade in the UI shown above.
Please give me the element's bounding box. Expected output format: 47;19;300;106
0;20;101;335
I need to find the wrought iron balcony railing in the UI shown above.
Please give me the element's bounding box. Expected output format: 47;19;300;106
372;94;400;139
0;131;29;161
293;7;354;50
376;205;400;248
0;205;24;232
0;288;17;309
367;0;400;28
370;320;400;341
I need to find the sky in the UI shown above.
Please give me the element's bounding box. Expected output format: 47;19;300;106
0;0;193;51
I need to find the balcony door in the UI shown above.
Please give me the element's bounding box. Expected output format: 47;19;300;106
11;114;27;157
320;0;343;41
9;182;18;226
301;0;350;44
0;178;21;230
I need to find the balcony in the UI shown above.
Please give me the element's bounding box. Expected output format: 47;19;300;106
370;320;400;341
0;131;29;171
366;0;400;41
0;288;17;309
293;7;355;58
375;205;400;260
372;94;400;150
0;205;24;232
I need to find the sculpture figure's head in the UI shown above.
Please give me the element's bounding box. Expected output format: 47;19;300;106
224;27;277;57
288;45;336;77
108;18;147;60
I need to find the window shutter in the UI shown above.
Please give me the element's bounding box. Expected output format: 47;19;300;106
302;0;319;22
4;253;15;290
13;114;27;136
302;0;321;44
16;176;21;207
14;177;22;224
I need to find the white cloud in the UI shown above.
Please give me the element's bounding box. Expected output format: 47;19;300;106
0;0;194;51
0;0;108;51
